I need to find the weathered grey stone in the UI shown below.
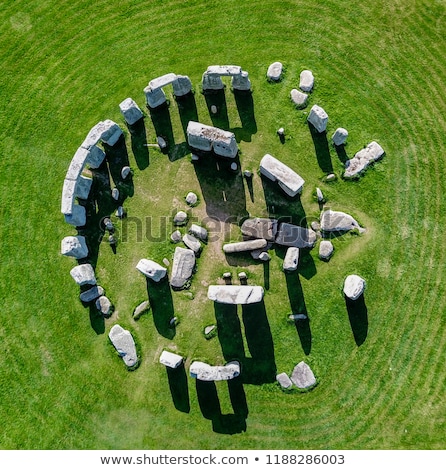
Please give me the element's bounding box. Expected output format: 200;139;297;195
189;224;208;242
170;230;182;243
99;119;123;146
189;360;240;381
223;238;267;254
136;259;167;282
111;187;119;200
231;71;252;91
241;218;278;242
191;153;200;162
332;128;348;146
238;272;247;280
159;350;183;369
289;313;308;321
277;127;285;136
157;136;167;149
243;170;252;178
299;70;314;92
276;223;317;249
291;361;316;389
121;166;132;179
115;206;126;219
344;141;385;179
283;247;300;272
185;192;198;206
204;325;216;335
182;233;201;254
96;295;113;317
326;173;336;181
276;372;293;389
258;252;270;262
65;148;88;181
148;72;177;90
187;121;238;158
207;285;264;304
64;205;87;227
311;221;321;232
307;105;328;133
75;175;93;200
119;97;144;125
320;209;363;233
173;211;188;226
109;324;138;368
170;247;195;289
251;242;273;259
343;274;366;300
70;264;96;286
319;240;334;260
133;300;150;319
260;154;305;197
230;162;238;171
267;61;283;81
290;89;308;108
104;218;114;232
316;187;324;203
80;285;105;303
61;235;89;259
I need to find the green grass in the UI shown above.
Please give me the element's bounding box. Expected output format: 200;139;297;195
1;0;446;450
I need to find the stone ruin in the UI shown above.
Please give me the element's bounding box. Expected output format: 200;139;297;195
186;121;238;158
119;97;144;125
260;153;305;197
201;65;251;92
307;104;328;133
159;350;184;369
344;141;385;179
143;72;192;108
343;274;366;300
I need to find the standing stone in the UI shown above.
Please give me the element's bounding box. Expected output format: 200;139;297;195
290;89;308;108
316;187;324;203
223;272;232;281
182;233;201;254
243;170;252;178
185;192;198;206
230;162;238;172
189;360;240;381
70;264;96;286
267;61;283;81
319;240;334;261
108;324;138;368
332;128;348;146
80;285;105;303
119;97;144;125
121;166;132;179
170;230;182;243
96;295;113;317
61;235;89;259
189;224;208;242
75;175;93;200
241;218;278;242
170;247;195;289
283;247;300;272
276;372;293;389
173;211;188;226
343;275;366;300
136;259;167;282
159;350;184;369
210;105;218;114
223;238;268;254
111;187;119;200
299;70;314;92
291;361;317;389
307;105;328;133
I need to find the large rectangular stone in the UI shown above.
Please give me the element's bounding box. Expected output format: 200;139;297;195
207;285;264;305
223;238;267;254
260;154;305;197
275;223;317;249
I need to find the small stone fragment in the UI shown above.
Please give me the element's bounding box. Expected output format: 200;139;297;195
316;187;324;203
289;313;308;321
276;372;293;389
116;206;126;218
170;230;182;243
121;166;132;179
258;252;270;262
185;192;198;206
319;240;334;261
210;105;218;114
96;295;113;317
290;89;308;108
133;300;150;320
111;187;119;200
157;136;167;149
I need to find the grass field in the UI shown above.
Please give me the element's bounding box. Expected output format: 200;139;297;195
0;0;445;450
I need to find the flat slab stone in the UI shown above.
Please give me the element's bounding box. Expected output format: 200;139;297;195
189;360;240;381
283;247;300;271
291;361;316;389
276;372;293;389
276;223;317;249
223;238;267;254
109;324;138;368
290;89;308;108
307;105;328;133
136;259;167;282
182;233;201;254
188;224;208;242
241;218;278;242
96;295;113;317
80;285;104;303
64;204;87;227
319;240;334;260
267;61;283;81
320;209;363;233
187;121;238;158
207;285;264;305
344;274;366;300
170;247;195;289
260;154;305;197
70;264;96;286
332;127;348;146
344;141;385;179
299;70;314;92
159;350;184;369
61;235;88;259
119;97;144;125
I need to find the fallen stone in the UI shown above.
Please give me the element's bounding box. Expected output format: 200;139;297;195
188;224;208;242
210;105;218;114
332;128;348;146
276;223;317;249
96;295;113;317
163;258;170;266
283;247;300;271
259;252;270;262
276;372;293;389
119;97;144;125
267;61;283;81
238;272;247;280
291;361;316;389
316;187;324;203
189;360;240;381
308;105;328;133
241;218;278;242
251;242;273;259
80;285;105;303
182;233;201;254
61;235;89;259
289;313;308;321
187;121;238;158
70;264;96;286
170;230;182;243
299;70;314;92
170;247;195;289
207;285;264;304
320;209;363;233
133;300;150;320
344;141;385;179
223;238;267;254
136;259;167;282
343;274;366;300
319;240;334;260
121;166;132;179
185;192;198;206
109;324;138;368
290;89;308;108
260;154;305;197
173;211;188;226
159;350;183;369
111;187;119;200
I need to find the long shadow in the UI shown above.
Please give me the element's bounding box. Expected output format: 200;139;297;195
166;363;190;413
175;91;199;138
285;272;312;355
345;293;368;346
204;89;230;130
127;118;149;170
232;89;257;142
244;173;254;202
214;302;245;362
196;380;221;420
193;153;248;223
308;123;333;174
298;249;317;280
263;262;270;290
241;300;277;384
146;277;175;339
88;303;105;335
334;144;349;164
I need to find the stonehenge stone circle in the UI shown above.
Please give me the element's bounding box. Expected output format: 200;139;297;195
61;235;89;259
344;141;385;179
276;372;293;389
136;259;167;282
187;121;238;158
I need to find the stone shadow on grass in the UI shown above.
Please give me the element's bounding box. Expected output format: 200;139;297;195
345;293;368;346
214;302;245;362
146;277;175;339
103;135;134;199
127;118;149;170
204;88;230;130
166;362;190;413
232;89;257;143
88;303;105;335
334;144;349;164
175;91;199;139
308;123;333;174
